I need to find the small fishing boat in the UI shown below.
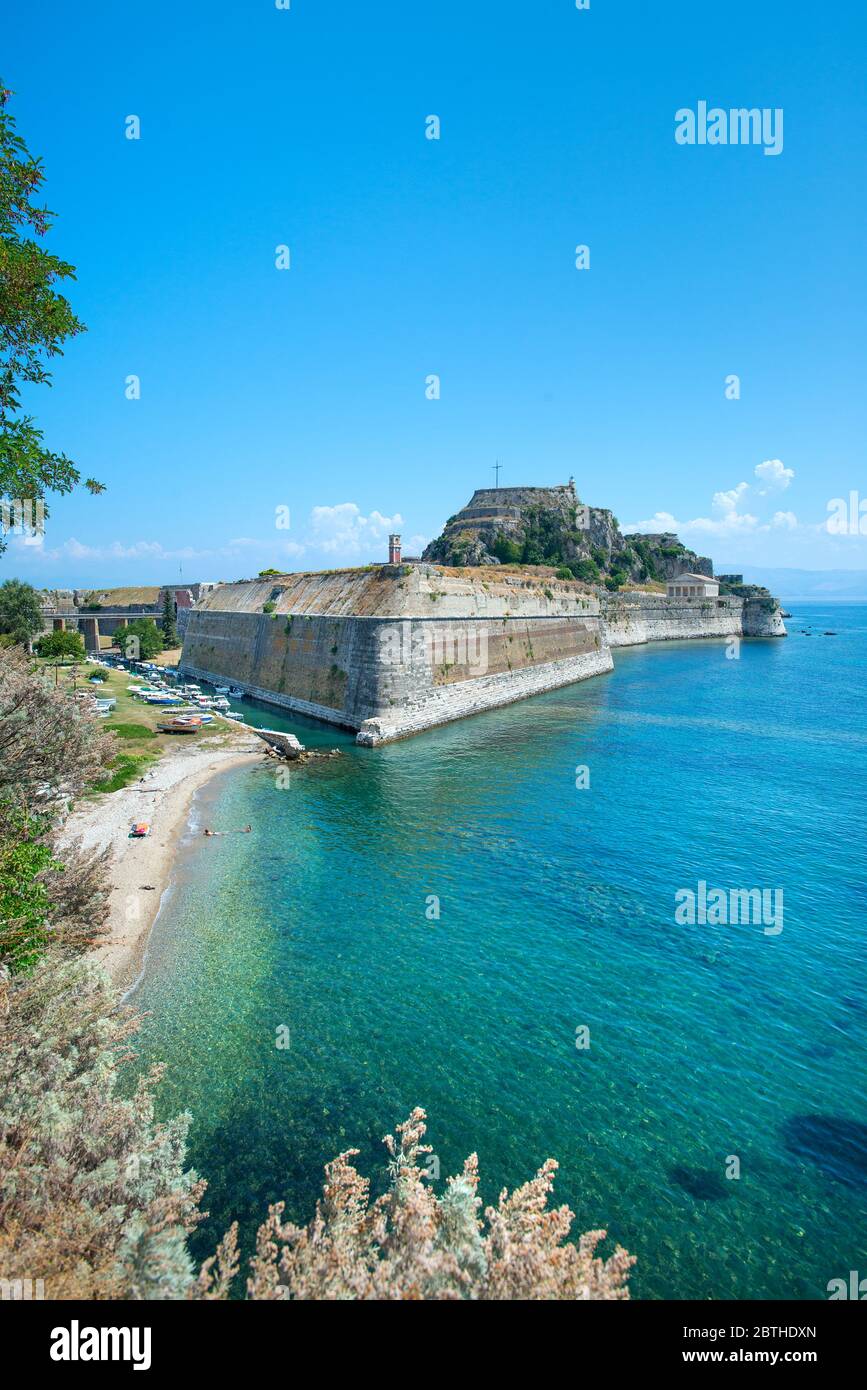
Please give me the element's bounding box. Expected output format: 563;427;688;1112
157;718;201;734
223;711;245;722
214;686;230;694
228;687;244;698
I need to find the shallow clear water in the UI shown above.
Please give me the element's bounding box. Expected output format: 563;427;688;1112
130;603;867;1299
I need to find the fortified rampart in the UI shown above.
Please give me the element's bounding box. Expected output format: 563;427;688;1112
179;564;786;745
601;591;786;646
180;566;611;743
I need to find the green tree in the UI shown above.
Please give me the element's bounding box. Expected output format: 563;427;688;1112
571;558;600;583
0;83;104;558
159;589;178;647
119;617;164;661
0;810;58;971
0;576;42;646
492;534;522;565
35;628;84;660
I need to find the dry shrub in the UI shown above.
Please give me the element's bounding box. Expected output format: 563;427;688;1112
212;1108;635;1301
0;954;205;1299
0;648;115;967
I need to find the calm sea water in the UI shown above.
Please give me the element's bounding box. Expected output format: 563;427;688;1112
130;603;867;1299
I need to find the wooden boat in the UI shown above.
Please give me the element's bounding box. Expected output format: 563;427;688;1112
156;718;201;734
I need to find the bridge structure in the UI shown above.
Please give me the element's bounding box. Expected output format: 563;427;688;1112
41;610;160;652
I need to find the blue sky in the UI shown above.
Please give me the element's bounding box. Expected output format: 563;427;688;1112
4;0;866;585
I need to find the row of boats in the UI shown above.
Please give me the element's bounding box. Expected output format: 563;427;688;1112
126;674;248;730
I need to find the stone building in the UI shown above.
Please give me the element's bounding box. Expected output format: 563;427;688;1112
666;572;720;598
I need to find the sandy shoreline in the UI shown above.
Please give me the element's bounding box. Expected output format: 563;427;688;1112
61;736;265;993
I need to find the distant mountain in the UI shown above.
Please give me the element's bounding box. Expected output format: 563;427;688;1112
716;568;867;600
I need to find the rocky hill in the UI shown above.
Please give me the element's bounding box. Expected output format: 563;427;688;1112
422;482;713;589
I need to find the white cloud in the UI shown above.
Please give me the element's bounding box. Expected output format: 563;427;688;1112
309;503;403;556
626;460;797;542
622;511;679;534
712;482;749;513
755;459;794;493
9;502;412;575
625;504;761;539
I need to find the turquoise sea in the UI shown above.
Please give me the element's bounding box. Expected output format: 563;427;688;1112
130;603;867;1299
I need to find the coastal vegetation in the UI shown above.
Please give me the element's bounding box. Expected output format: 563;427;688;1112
0;83;103;556
0;647;113;968
0;576;43;646
35;628;85;660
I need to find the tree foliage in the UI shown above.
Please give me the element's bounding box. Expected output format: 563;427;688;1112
0;646;114;967
0;83;103;557
120;617;164;661
35;627;84;659
0;810;59;971
159;590;179;648
0;575;43;644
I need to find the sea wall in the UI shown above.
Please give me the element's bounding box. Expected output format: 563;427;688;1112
180;571;612;742
179;567;784;744
356;642;612;745
601;592;787;646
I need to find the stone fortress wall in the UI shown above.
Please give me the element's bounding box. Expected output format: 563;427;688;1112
179;562;786;745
